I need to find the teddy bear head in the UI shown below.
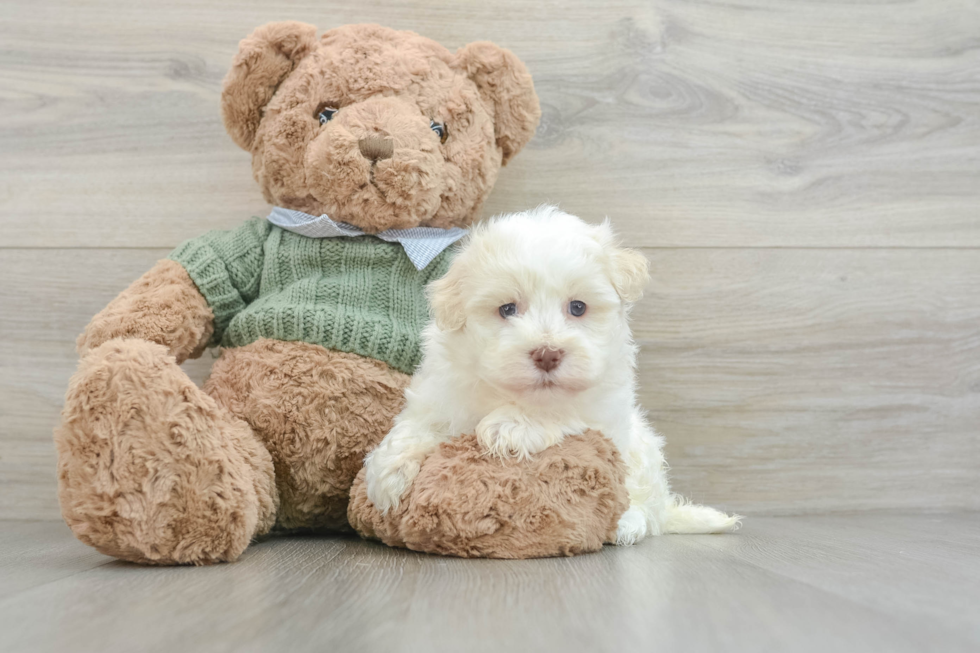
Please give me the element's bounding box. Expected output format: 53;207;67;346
221;22;541;233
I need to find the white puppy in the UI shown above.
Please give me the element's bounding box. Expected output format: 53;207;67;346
364;206;740;544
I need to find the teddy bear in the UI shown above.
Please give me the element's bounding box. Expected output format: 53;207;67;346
55;21;627;565
53;21;541;565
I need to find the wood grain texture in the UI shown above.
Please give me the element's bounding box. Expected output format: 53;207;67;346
0;520;113;601
639;248;980;514
0;0;979;247
0;514;978;652
2;248;978;519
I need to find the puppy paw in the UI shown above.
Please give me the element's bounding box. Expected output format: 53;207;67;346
615;506;649;546
364;452;420;514
476;407;560;460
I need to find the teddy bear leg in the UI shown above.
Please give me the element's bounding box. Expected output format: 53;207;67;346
55;338;279;565
204;339;410;532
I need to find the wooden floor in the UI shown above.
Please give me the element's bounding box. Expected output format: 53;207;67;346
0;513;977;653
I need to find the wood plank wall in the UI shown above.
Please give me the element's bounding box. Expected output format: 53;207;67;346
2;0;978;519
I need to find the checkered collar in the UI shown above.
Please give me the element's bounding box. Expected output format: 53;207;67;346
266;207;466;270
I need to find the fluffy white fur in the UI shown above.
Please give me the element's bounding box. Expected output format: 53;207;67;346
364;205;741;544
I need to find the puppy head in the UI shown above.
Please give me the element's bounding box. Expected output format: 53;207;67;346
428;205;649;396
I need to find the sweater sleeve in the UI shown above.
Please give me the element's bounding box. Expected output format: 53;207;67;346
167;218;272;345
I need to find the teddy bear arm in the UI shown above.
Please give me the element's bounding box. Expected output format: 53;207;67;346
77;259;214;364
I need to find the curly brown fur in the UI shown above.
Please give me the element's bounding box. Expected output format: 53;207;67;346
221;22;541;233
77;259;213;364
55;339;278;565
222;21;319;151
348;430;628;558
204;339;410;531
453;41;540;165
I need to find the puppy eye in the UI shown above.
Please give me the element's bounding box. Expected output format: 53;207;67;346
499;303;518;318
316;106;338;124
430;120;449;144
569;300;587;317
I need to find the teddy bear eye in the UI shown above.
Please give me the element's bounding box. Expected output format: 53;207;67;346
569;300;587;317
430;120;448;144
499;303;517;318
317;107;338;125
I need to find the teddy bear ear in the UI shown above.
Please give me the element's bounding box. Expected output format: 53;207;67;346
453;42;541;165
221;21;319;151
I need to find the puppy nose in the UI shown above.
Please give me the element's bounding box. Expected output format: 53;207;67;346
358;136;394;161
530;347;564;372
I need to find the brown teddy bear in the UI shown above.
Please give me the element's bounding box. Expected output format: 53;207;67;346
55;22;625;564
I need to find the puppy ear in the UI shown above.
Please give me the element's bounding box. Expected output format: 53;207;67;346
221;21;318;151
611;247;650;304
452;42;541;165
593;221;650;304
427;264;467;331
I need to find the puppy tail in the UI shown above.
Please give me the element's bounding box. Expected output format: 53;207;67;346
662;496;742;534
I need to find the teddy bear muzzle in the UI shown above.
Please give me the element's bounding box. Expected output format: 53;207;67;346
358;135;394;161
303;95;445;232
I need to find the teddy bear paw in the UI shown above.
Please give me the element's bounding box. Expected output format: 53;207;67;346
55;338;277;564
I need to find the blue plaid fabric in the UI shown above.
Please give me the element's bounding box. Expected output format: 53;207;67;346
266;207;467;270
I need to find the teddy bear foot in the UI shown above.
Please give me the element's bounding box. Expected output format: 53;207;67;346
55;338;279;565
349;430;629;558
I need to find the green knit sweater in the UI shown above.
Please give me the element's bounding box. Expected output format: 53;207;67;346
168;218;453;375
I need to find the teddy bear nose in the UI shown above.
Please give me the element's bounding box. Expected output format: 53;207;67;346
358;136;394;161
530;347;564;372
